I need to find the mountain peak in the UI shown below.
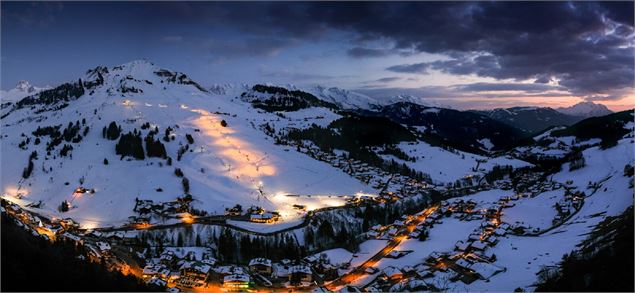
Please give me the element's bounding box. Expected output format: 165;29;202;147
556;101;612;118
15;80;34;92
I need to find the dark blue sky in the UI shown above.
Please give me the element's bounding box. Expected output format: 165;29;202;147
2;1;633;109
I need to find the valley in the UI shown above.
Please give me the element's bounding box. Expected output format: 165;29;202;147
1;61;633;292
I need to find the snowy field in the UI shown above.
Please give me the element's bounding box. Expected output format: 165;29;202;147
382;142;531;184
502;190;562;231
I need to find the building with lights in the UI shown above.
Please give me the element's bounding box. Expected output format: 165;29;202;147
222;273;251;291
248;258;273;275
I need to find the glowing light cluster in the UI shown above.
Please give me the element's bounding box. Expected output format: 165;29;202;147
190;109;276;189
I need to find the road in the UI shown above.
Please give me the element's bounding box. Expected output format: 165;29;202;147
325;204;439;290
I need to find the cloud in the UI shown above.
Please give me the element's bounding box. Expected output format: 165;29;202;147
260;69;351;82
347;47;390;58
304;2;633;99
203;37;297;58
386;63;429;74
451;82;564;93
3;2;633;102
374;77;401;83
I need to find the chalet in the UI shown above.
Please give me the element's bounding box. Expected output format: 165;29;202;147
387;250;410;259
382;266;403;280
250;212;280;223
414;264;432;279
157;250;174;263
273;263;290;280
387;227;399;237
469;262;505;280
367;230;380;239
365;267;379;274
371;224;386;232
402;266;415;274
134;199;154;214
249;258;273;275
180;261;211;282
468;233;481;242
147;277;167;288
454;258;473;270
288;265;312;286
60;218;80;230
293;204;307;211
223;274;251;291
470;240;488;251
392;220;405;227
201;258;217;266
142;264;162;280
46;224;65;235
213;265;245;279
84;230;103;238
315;263;339;281
225;206;242;216
163;270;178;282
62;233;84;245
485;236;499;245
455;240;470;252
106;231;125;241
493;227;507;236
85;244;102;261
426;252;445;264
96;241;111;254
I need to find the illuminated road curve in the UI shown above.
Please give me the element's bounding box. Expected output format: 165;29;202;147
325;204;440;291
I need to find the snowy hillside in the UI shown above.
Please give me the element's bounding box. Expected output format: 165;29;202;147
0;60;372;228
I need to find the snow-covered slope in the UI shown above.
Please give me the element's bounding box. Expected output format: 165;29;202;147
0;60;373;228
556;101;612;118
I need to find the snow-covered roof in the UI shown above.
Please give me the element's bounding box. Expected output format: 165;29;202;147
455;258;472;269
223;273;250;283
382;266;402;277
249;257;272;267
469;262;505;279
147;277;167;287
289;265;312;275
96;241;111;252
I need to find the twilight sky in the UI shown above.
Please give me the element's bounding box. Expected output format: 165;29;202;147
1;1;634;110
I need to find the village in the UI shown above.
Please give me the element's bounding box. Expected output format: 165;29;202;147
0;162;590;293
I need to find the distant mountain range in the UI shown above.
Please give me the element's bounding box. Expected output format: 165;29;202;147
1;72;617;154
472;107;582;134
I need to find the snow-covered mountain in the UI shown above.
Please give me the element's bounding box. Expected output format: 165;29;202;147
0;60;372;228
368;102;527;152
474;106;582;134
383;94;449;109
0;80;50;103
556;101;612;118
306;85;382;110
